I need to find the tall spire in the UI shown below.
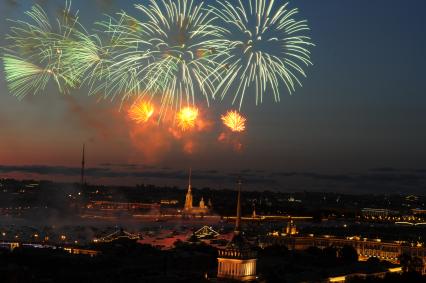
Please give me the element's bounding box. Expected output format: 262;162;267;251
188;167;192;190
184;168;193;210
81;144;85;186
235;178;242;234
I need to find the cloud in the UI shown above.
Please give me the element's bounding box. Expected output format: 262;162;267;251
268;169;426;194
1;165;426;194
369;167;398;172
128;121;173;164
0;165;109;176
0;164;278;185
98;163;157;170
62;95;116;139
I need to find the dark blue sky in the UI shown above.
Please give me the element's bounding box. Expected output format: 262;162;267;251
1;0;426;193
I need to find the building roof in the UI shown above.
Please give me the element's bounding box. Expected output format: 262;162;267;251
219;232;257;259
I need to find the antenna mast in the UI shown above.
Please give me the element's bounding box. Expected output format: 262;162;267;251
81;144;85;187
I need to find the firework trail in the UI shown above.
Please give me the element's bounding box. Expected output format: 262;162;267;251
210;0;314;108
221;110;247;132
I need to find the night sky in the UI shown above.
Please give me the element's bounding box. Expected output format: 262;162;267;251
1;0;426;194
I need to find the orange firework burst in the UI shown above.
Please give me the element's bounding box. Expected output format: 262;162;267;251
128;101;155;123
177;106;199;131
221;110;247;132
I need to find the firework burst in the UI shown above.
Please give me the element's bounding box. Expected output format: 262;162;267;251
128;101;155;123
210;0;314;108
221;110;247;132
90;13;153;100
102;0;227;116
2;3;80;98
177;106;199;131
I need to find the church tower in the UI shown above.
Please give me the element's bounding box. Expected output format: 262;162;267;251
184;168;193;210
199;197;206;209
217;179;257;281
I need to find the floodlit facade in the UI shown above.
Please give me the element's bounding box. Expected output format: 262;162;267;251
285;219;298;235
264;235;426;274
217;245;257;281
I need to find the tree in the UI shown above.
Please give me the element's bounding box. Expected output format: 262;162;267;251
340;245;358;264
322;246;338;264
261;245;289;257
365;257;383;273
305;246;322;256
399;253;411;273
408;256;424;273
399;254;424;274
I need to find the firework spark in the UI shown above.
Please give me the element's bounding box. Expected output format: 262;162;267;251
177;106;199;131
128;101;155;123
211;0;314;108
221;110;246;132
2;3;80;98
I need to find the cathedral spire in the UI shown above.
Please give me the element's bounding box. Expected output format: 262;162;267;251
235;178;242;234
188;167;192;191
184;168;193;210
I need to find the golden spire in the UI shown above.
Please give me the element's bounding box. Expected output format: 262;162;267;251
188;167;192;190
184;168;193;210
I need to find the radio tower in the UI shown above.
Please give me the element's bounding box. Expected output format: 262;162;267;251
81;144;85;187
235;178;242;234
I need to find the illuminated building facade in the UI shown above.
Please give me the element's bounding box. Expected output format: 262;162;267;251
83;201;161;218
64;247;99;256
361;208;398;218
412;209;426;216
217;180;257;281
285;219;298;236
264;235;426;274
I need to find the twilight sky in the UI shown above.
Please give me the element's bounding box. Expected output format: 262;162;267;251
1;0;426;194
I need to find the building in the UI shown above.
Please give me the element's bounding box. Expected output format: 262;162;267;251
361;208;398;218
217;180;257;281
0;242;20;251
263;235;426;274
83;201;160;218
63;247;99;257
285;219;298;236
183;169;211;215
412;209;426;216
327;267;403;283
